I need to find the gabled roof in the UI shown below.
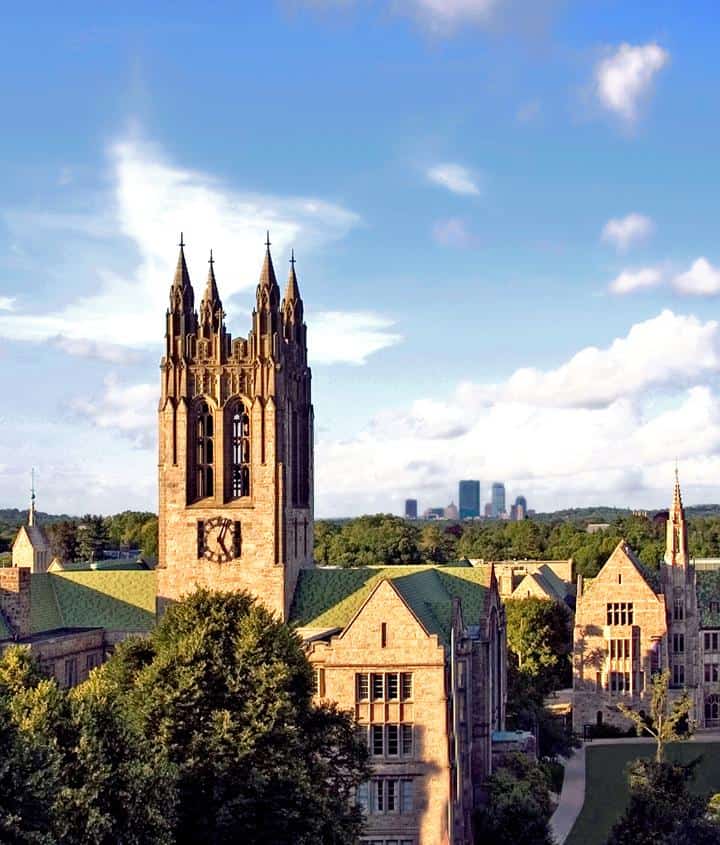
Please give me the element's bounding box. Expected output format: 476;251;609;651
584;539;661;596
13;524;50;552
30;571;156;635
290;564;493;645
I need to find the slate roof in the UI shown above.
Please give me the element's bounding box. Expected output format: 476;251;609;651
30;571;156;635
290;564;494;645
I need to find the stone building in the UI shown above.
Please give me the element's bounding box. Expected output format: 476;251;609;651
292;565;506;845
3;238;508;845
156;237;313;621
572;472;720;731
11;489;52;573
469;558;575;607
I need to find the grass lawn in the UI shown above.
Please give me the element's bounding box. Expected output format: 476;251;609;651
565;742;720;845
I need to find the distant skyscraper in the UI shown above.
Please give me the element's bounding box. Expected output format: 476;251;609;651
459;480;480;519
514;495;527;521
444;502;459;521
491;483;506;518
405;498;418;519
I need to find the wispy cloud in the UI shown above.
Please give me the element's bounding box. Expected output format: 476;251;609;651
311;311;402;365
609;266;663;294
0;297;15;311
601;212;654;251
595;42;669;124
68;375;156;449
431;218;476;247
0;134;399;366
427;162;481;196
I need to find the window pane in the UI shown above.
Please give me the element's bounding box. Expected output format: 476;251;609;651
357;673;369;701
372;673;384;700
387;780;397;812
372;725;384;756
402;724;413;756
387;673;399;700
401;673;413;700
387;724;399;756
401;780;414;812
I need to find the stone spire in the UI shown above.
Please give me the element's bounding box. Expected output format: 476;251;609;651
256;231;280;310
199;250;223;335
170;233;195;314
282;249;304;333
28;468;36;528
664;467;690;567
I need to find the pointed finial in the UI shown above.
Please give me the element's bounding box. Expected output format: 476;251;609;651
265;230;271;250
179;232;185;249
290;249;296;267
29;467;36;527
209;249;214;267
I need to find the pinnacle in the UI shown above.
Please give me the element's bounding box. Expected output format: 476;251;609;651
203;250;221;309
284;249;301;303
173;240;192;291
258;240;279;290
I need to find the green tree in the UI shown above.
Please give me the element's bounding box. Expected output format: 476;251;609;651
139;517;158;559
419;524;455;563
47;520;78;563
473;753;556;845
618;670;693;763
505;597;572;693
106;589;370;844
77;515;108;562
608;758;720;845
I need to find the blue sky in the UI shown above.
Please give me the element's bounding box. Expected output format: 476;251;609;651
2;0;720;517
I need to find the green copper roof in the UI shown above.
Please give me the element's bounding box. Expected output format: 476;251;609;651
290;565;493;644
30;571;156;634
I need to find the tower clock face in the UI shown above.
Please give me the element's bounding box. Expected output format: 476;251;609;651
203;517;235;563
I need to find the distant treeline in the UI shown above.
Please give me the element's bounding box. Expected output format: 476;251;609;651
0;510;158;562
315;513;720;578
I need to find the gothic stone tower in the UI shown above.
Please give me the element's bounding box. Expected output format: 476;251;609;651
157;236;314;621
662;470;698;692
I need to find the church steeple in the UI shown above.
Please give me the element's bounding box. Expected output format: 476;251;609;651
199;250;223;337
256;231;281;311
28;468;36;528
252;233;281;365
664;467;690;568
166;234;197;360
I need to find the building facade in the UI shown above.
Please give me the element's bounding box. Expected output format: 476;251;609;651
405;499;418;520
490;484;506;519
293;565;506;845
572;473;720;731
458;481;480;520
156;238;313;621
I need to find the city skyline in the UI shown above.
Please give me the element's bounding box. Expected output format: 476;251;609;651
2;4;720;517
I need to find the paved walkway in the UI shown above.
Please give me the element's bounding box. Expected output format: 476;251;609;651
549;732;720;844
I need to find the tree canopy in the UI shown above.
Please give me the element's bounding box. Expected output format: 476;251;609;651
0;589;370;844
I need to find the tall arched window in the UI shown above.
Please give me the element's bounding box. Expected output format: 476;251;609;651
196;401;214;499
231;403;251;498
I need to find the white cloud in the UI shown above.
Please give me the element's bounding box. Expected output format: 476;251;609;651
601;212;654;251
672;257;720;295
595;42;669;123
0;297;15;311
427;163;481;196
51;336;144;364
0;135;398;366
397;0;498;31
609;266;663;294
461;310;720;409
315;312;720;516
68;375;157;448
311;311;402;365
432;218;475;247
